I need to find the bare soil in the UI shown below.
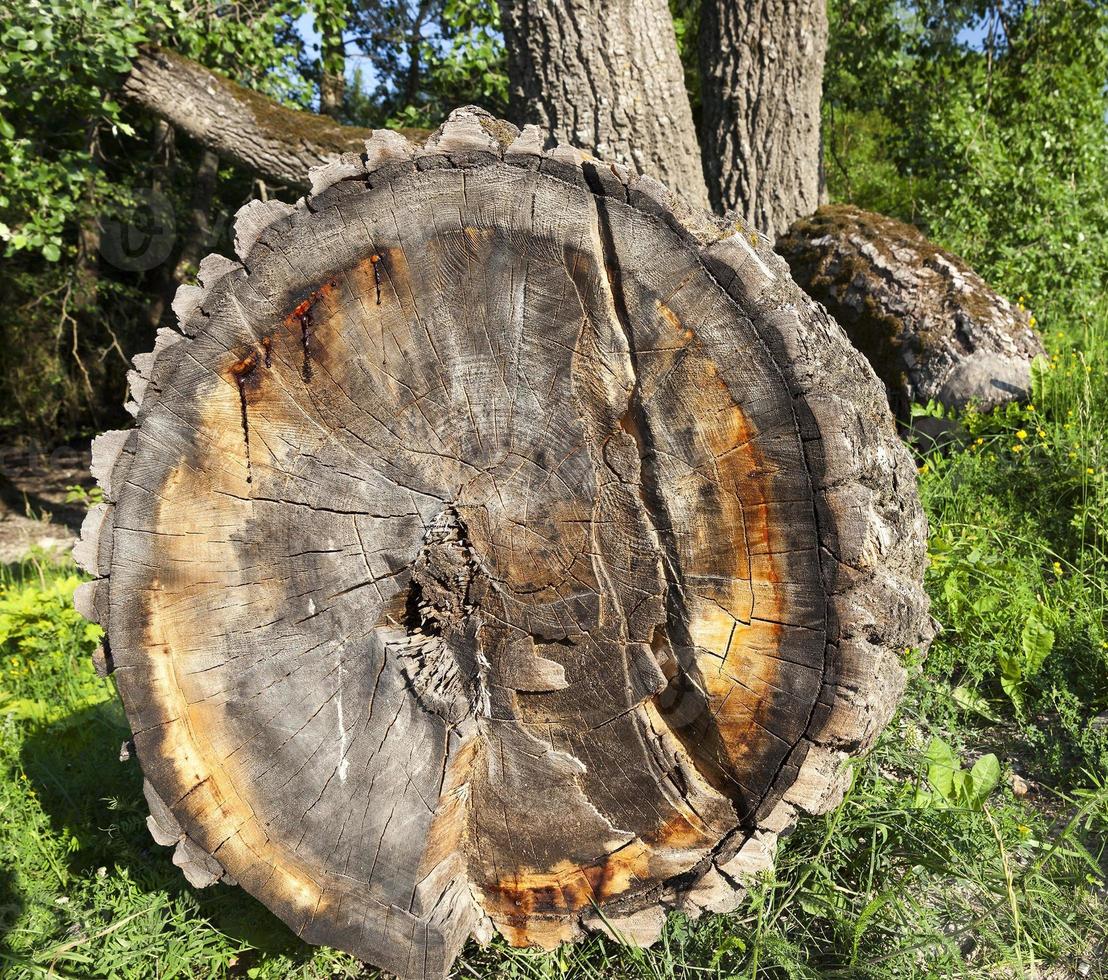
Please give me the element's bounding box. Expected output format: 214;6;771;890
0;441;93;565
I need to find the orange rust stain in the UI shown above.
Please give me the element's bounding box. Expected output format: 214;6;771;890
229;351;258;380
283;279;340;382
283;279;339;331
653;298;790;787
481;809;718;946
353;247;410;311
482;841;648;941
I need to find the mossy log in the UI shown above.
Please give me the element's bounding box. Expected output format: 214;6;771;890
777;205;1045;421
75;109;930;979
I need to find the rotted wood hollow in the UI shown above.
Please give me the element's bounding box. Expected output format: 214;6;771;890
77;110;929;979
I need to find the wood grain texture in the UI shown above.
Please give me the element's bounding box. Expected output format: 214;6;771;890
78;108;930;979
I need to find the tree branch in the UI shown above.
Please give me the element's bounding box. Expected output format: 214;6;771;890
121;46;427;189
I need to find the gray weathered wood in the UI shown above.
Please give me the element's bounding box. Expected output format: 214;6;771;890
77;109;929;980
121;45;427;190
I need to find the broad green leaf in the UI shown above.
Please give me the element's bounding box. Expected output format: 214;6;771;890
925;736;958;801
1021;613;1055;676
968;753;1001;809
951;685;1000;722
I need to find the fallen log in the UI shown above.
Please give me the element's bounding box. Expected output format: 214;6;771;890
121;45;428;190
75;109;930;979
777;205;1045;420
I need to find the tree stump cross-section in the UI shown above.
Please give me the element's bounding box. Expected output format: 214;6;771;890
75;108;930;979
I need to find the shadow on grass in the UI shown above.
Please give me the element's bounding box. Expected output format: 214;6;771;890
0;868;24;945
19;698;321;967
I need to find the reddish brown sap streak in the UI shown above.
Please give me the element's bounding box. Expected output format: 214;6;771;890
228;353;258;484
285;280;340;382
370;253;382;305
290;297;314;382
261;335;273;369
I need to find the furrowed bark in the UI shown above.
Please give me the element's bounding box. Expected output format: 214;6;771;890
699;0;827;235
500;0;711;211
77;109;929;979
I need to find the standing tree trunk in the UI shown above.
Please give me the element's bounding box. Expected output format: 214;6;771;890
500;0;711;211
317;0;347;119
699;0;827;236
173;149;221;283
75;110;929;979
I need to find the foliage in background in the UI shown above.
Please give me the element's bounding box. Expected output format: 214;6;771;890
0;0;308;439
0;0;514;441
917;326;1108;778
823;0;1108;327
343;0;507;128
0;0;306;264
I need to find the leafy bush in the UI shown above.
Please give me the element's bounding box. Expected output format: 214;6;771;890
0;557;104;724
824;0;1108;327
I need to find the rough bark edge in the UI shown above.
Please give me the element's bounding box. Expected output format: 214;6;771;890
77;106;930;957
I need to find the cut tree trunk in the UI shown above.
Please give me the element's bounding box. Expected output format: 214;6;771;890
500;0;711;211
777;205;1046;420
699;0;827;235
75;110;930;979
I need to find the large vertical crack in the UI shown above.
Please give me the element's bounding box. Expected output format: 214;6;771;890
581;165;744;810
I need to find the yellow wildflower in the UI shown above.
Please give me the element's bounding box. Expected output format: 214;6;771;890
1016;429;1028;440
1013;444;1024;453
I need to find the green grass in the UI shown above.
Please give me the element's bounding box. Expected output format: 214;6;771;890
2;311;1108;977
